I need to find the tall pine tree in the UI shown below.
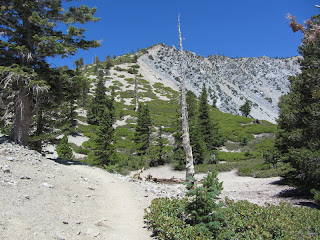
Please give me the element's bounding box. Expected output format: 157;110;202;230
134;104;152;155
87;71;115;125
90;108;115;166
186;91;209;164
277;13;320;192
0;0;100;145
198;84;224;154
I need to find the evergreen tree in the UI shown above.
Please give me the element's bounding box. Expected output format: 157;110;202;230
91;108;115;166
0;0;100;146
134;104;152;155
147;126;166;167
186;91;209;164
172;110;185;170
198;84;224;153
156;126;166;166
56;135;74;161
105;55;113;70
74;57;84;70
239;100;252;117
277;13;320;192
29;67;88;151
79;57;84;68
94;56;100;64
87;72;114;125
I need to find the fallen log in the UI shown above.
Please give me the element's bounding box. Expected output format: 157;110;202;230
145;174;184;184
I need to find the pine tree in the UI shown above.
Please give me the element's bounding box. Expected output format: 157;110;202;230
239;100;252;117
277;13;320;192
87;72;114;125
186;91;209;164
198;84;224;153
134;104;152;155
172;110;185;170
156;126;166;166
94;56;100;64
0;1;100;145
91;108;115;166
56;135;74;161
105;55;113;70
29;67;88;151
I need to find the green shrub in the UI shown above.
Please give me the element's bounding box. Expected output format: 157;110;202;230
127;68;138;74
145;171;227;239
222;198;320;239
185;171;227;237
114;66;125;71
145;196;320;239
56;135;74;160
195;162;240;173
311;189;320;205
217;151;260;162
124;78;134;84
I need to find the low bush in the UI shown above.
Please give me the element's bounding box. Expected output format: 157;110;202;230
145;188;320;240
217;151;260;162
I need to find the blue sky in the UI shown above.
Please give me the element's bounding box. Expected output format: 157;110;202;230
50;0;319;68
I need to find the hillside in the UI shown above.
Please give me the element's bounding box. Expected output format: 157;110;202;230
60;48;284;177
138;44;301;123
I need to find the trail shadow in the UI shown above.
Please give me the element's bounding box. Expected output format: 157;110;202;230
267;178;320;209
295;201;320;209
0;135;11;144
275;188;320;209
49;157;87;166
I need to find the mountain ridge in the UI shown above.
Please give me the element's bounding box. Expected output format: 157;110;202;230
137;43;301;123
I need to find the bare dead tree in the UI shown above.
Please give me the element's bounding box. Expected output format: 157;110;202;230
178;14;195;181
135;76;139;111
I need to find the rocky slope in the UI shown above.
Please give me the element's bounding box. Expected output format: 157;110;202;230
138;44;301;123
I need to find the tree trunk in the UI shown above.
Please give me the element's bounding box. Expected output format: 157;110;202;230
178;15;195;181
11;87;34;146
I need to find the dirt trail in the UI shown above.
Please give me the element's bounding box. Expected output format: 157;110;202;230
0;142;154;240
70;165;152;240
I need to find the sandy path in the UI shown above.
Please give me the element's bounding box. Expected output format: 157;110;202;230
70;165;152;240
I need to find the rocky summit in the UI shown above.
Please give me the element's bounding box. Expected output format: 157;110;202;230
138;44;301;123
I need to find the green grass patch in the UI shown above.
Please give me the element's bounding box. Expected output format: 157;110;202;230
217;151;261;162
124;78;134;84
195;162;240;173
112;80;124;87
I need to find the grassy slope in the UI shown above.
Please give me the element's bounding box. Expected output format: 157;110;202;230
75;53;287;177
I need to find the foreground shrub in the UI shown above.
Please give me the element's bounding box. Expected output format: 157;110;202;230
223;198;320;239
144;197;212;240
185;172;227;237
145;176;320;239
145;171;230;239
